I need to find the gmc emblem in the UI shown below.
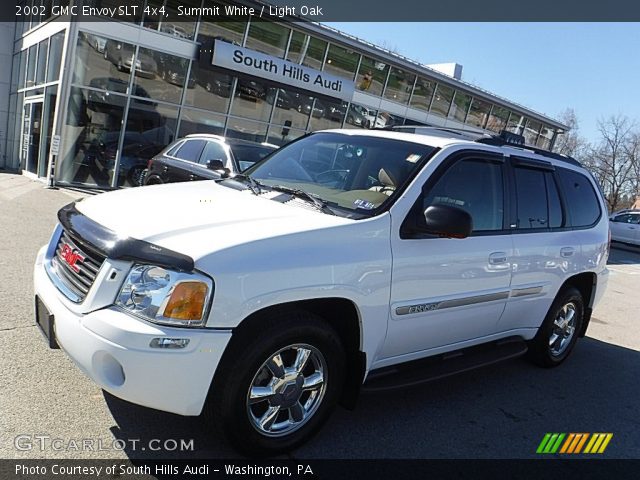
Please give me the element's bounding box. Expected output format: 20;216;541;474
60;243;85;273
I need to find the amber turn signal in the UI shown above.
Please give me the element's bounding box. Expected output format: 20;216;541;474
162;282;208;321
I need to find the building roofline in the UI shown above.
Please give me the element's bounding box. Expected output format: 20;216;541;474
245;0;569;131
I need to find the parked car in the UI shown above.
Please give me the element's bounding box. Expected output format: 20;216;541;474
103;40;157;78
143;135;277;185
82;32;107;53
609;209;640;245
154;52;195;88
34;128;609;455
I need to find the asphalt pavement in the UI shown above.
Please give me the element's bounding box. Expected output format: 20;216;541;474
1;173;639;460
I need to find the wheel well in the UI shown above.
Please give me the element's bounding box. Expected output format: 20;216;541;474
234;298;365;409
560;272;597;337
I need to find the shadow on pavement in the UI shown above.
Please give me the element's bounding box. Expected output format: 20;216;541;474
104;337;640;459
609;243;640;265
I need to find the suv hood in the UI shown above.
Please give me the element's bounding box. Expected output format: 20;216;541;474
75;181;353;261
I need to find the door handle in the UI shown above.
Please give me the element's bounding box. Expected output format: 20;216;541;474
488;252;508;265
560;247;575;258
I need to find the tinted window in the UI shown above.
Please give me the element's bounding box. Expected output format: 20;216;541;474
558;168;601;227
613;213;640;224
546;173;563;228
424;159;504;232
514;168;548;229
230;144;276;171
175;140;206;163
166;141;183;157
200;141;227;165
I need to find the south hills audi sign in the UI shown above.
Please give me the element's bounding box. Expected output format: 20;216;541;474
211;39;356;101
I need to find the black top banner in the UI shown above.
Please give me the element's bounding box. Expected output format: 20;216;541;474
10;0;640;22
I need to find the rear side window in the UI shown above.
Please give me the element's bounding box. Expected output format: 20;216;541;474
514;168;548;229
558;168;601;227
175;139;206;163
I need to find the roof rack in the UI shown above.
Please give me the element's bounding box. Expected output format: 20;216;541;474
383;126;582;167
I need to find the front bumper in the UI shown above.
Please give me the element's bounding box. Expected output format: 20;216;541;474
34;245;232;416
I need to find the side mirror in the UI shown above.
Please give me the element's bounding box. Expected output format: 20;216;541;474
423;204;473;239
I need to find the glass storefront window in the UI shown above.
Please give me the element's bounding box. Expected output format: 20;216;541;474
47;31;65;83
185;65;232;114
117;99;179;187
506;112;525;134
178;107;226;137
74;33;133;94
376;111;404;128
324;44;360;81
523;118;542;145
18;50;27;91
429;84;454;118
486;105;510;133
267;124;306;146
226;116;268;143
356;56;388;97
36;39;48;85
466;98;491;128
344;104;378;129
230;76;274;122
198;3;247;45
26;44;37;88
301;37;327;71
161;0;199;40
133;48;187;104
537;125;554;150
449;91;471;123
308;98;347;131
410;77;435;112
286;30;307;64
58;87;127;187
269;87;312;130
383;67;415;104
246;21;290;58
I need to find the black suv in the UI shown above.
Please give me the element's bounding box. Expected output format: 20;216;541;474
143;135;277;185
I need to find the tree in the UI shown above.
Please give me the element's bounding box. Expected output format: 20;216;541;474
590;115;637;212
554;108;587;158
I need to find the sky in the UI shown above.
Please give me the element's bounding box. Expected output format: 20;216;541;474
326;22;640;143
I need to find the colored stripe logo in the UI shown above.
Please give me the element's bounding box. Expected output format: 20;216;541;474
537;433;613;454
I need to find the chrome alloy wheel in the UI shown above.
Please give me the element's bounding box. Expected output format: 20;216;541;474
246;344;327;437
549;302;577;356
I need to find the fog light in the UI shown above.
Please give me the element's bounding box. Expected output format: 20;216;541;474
150;338;190;349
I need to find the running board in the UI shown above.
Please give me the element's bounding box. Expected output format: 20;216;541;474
363;337;528;392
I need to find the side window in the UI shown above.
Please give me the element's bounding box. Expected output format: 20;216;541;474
558;168;601;227
514;168;548;229
546;172;563;228
613;214;632;223
423;158;505;232
633;215;640;224
175;140;207;163
200;141;228;165
166;141;183;157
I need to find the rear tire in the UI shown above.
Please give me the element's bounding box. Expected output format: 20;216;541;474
204;310;345;455
526;286;584;367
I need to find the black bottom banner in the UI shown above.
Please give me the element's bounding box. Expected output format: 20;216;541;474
3;459;639;480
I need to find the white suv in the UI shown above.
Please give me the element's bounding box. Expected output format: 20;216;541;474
34;128;610;454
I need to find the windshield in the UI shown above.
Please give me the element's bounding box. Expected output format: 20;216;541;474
244;132;436;214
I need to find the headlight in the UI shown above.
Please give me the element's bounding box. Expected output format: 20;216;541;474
116;265;213;327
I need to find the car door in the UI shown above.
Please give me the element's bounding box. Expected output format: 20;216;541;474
382;151;513;360
632;214;640;245
164;139;207;182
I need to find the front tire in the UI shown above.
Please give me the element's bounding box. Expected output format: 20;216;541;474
205;310;345;455
526;286;584;367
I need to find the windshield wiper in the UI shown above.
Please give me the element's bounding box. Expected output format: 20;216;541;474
230;173;265;195
268;185;337;216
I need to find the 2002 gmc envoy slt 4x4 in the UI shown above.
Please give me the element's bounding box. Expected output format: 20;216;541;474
34;127;610;454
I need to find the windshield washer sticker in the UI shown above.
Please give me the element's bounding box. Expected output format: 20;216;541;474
406;153;422;163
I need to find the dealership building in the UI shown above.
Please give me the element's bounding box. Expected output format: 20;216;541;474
1;0;568;189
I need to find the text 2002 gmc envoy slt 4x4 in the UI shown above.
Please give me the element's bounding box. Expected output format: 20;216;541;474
34;128;609;454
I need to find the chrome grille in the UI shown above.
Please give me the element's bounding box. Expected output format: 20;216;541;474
51;229;106;302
